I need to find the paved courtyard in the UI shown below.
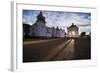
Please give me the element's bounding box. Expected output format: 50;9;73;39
23;38;91;62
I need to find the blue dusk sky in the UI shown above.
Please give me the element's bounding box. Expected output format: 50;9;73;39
23;10;91;34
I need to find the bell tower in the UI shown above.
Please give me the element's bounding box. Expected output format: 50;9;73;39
36;11;46;23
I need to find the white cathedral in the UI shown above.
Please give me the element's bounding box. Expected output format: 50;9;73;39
29;11;66;38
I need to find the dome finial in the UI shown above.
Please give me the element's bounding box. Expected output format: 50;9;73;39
72;23;74;25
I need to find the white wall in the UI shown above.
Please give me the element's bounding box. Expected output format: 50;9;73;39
0;0;100;73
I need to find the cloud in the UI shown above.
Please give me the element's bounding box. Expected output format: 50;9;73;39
23;10;91;33
77;24;90;27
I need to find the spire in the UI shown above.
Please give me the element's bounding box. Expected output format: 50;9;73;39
72;23;74;26
56;26;59;30
39;11;42;16
36;11;46;23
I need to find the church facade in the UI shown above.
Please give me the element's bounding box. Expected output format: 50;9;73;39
67;23;79;37
29;11;66;38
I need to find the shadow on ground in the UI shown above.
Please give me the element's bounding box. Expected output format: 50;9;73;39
23;38;91;62
74;38;91;60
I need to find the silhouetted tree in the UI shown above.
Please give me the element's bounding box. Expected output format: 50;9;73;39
80;32;86;37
